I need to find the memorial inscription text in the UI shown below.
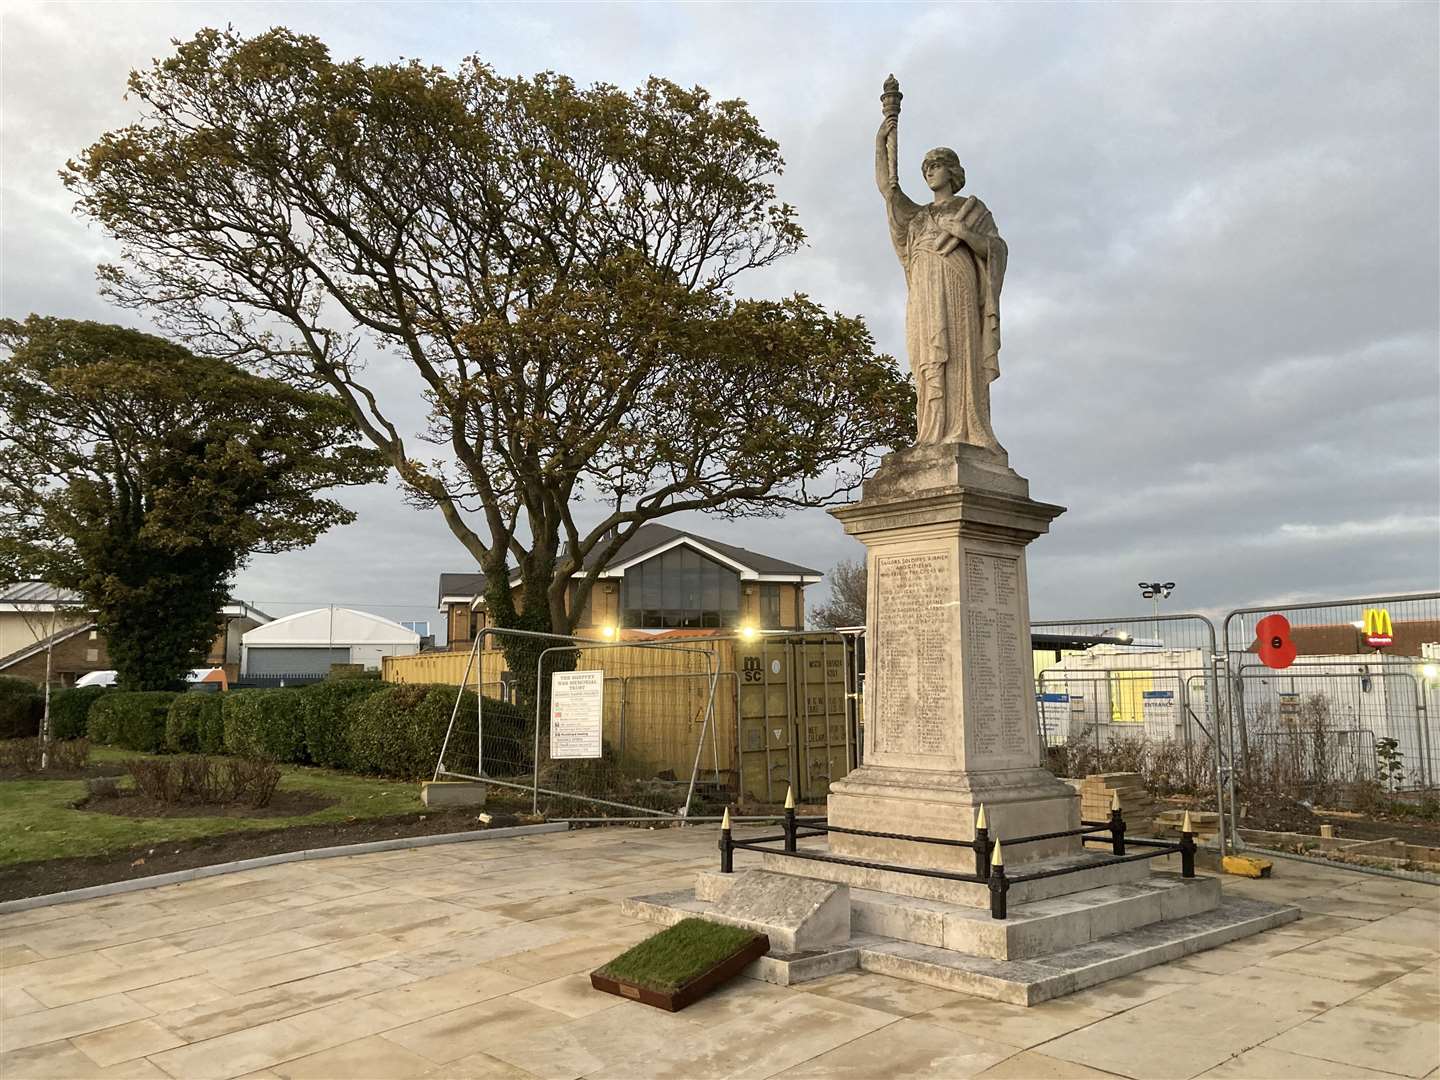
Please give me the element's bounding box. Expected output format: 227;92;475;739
872;550;952;756
964;552;1030;763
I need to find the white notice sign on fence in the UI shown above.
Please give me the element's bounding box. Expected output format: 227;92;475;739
550;670;604;759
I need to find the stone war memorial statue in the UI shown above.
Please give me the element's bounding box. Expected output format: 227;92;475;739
876;74;1007;452
622;77;1298;1006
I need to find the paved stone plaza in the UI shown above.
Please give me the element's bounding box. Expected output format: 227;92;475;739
1;827;1436;1080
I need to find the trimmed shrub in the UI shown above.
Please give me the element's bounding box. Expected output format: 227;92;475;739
50;685;107;740
165;694;225;754
297;678;388;770
222;689;307;763
0;675;43;739
125;754;281;808
347;684;523;780
87;692;179;752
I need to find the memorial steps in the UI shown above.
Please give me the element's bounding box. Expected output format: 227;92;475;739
620;846;1298;1006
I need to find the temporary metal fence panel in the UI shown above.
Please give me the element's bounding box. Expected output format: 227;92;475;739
1031;614;1233;851
432;627;722;820
1230;667;1432;792
532;639;719;818
1220;591;1440;792
1033;669;1212;795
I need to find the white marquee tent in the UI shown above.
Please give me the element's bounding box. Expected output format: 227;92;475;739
240;607;420;676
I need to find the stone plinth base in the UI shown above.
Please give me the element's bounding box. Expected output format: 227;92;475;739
621;841;1299;1006
826;763;1082;869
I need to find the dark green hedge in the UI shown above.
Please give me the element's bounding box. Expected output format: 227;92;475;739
221;689;307;762
87;691;180;752
0;675;42;739
49;685;107;740
165;693;225;754
297;678;388;769
346;684;526;780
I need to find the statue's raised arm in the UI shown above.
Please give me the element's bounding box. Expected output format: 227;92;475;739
876;76;921;265
877;75;1007;453
876;75;903;195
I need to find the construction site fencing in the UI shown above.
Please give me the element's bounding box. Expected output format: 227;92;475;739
531;638;720;818
421;627;721;819
1220;591;1440;792
1030;613;1234;850
394;628;863;819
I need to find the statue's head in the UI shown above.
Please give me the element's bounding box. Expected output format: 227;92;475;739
922;148;965;195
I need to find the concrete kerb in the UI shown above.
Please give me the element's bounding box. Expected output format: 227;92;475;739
1241;842;1440;885
0;821;570;915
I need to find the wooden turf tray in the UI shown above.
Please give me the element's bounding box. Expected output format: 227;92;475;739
590;932;770;1012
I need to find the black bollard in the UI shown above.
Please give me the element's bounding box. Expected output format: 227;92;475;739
973;804;991;881
719;807;734;874
1180;810;1196;878
988;839;1008;920
1109;794;1127;856
783;785;797;854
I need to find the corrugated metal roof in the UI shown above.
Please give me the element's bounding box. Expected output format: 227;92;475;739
0;582;84;606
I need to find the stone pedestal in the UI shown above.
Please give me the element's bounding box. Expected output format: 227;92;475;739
826;442;1079;868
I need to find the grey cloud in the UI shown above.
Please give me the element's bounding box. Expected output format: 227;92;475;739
2;1;1435;632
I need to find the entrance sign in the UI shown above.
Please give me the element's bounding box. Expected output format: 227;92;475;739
1141;689;1176;730
1036;692;1069;740
550;670;604;759
1362;608;1393;649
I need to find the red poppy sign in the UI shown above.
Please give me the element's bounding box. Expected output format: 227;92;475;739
1256;614;1297;670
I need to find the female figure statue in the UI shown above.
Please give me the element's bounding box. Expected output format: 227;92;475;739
876;78;1007;451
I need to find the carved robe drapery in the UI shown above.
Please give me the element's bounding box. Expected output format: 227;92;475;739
885;190;1007;450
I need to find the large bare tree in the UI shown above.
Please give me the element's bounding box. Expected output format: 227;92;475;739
65;29;913;667
810;559;867;629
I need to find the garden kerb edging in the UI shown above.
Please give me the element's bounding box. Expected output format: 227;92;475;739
0;821;569;914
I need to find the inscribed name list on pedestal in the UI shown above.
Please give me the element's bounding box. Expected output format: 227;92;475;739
964;552;1030;764
872;550;952;757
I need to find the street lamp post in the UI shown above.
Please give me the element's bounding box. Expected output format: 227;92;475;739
1137;581;1176;619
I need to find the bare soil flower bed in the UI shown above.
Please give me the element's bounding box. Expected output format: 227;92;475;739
0;807;526;902
1312;814;1440;848
78;789;337;820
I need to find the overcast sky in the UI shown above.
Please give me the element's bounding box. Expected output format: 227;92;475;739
3;1;1437;636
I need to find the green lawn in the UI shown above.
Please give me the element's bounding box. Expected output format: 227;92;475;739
595;918;763;993
0;747;427;866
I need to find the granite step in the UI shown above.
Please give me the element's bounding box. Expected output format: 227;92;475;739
856;896;1300;1005
621;884;1299;1006
850;873;1221;960
757;845;1157;906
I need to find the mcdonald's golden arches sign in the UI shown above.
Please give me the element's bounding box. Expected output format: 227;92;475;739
1362;608;1393;649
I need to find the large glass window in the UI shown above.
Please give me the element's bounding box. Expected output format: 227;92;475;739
760;584;783;629
622;547;740;629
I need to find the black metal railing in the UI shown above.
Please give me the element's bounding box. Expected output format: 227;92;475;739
719;800;1198;920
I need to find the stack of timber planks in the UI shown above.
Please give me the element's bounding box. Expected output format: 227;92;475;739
1155;809;1221;843
1079;773;1155;831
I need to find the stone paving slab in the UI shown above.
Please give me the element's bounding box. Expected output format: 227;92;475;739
1;826;1436;1079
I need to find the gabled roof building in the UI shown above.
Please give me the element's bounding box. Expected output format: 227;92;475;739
437;523;823;648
